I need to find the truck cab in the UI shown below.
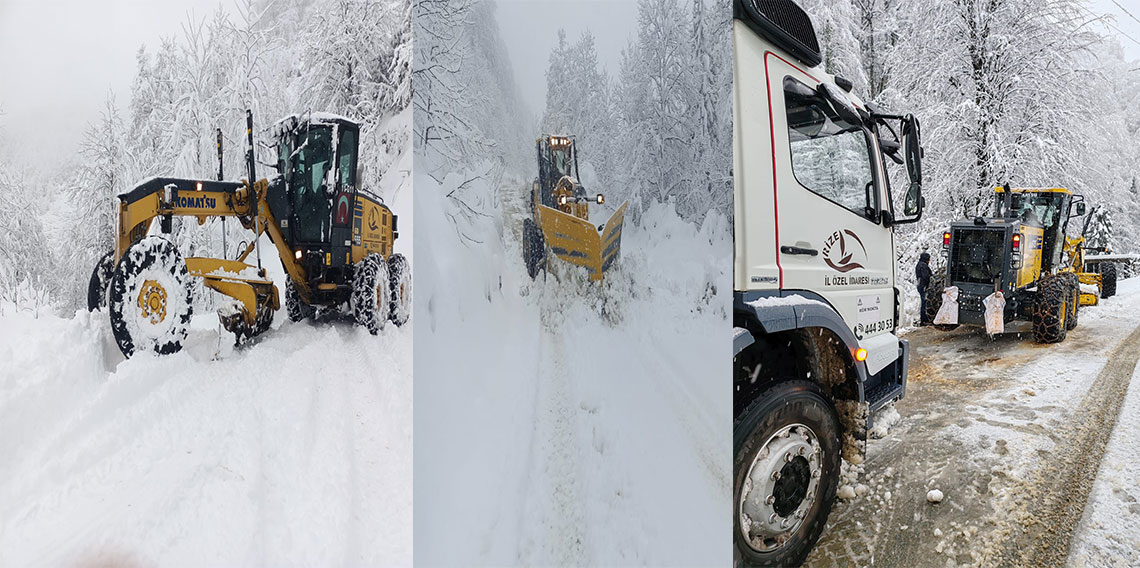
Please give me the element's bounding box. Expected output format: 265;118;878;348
730;0;925;564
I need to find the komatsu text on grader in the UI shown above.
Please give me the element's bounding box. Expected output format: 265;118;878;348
522;135;628;281
926;185;1117;343
87;111;410;357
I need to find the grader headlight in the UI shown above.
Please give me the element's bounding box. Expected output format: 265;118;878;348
596;194;605;205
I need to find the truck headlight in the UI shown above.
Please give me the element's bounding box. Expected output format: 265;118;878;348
596;193;605;205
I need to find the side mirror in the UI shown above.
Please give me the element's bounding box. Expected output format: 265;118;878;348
894;115;925;224
596;193;605;205
1075;202;1086;216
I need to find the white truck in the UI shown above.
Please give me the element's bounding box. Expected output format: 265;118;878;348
731;1;926;565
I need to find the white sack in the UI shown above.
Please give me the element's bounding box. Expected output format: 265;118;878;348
933;286;959;325
983;291;1005;335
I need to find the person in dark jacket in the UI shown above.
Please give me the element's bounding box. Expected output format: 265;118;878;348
916;252;932;325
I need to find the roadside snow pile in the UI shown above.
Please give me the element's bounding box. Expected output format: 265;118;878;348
1069;362;1140;567
414;168;729;566
0;306;412;566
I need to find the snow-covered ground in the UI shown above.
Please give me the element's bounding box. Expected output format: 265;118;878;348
1069;345;1140;567
0;115;415;566
806;277;1140;567
413;168;730;566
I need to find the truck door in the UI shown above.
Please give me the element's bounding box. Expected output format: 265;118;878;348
767;53;896;344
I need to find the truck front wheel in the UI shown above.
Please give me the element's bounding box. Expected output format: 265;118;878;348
734;380;841;567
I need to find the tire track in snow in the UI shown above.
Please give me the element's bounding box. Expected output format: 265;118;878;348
987;323;1140;567
527;311;587;565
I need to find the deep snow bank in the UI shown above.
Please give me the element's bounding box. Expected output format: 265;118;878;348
0;308;412;566
414;168;730;566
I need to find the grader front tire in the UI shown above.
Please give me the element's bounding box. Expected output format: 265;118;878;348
1101;262;1118;298
107;237;193;357
284;278;315;322
87;250;116;311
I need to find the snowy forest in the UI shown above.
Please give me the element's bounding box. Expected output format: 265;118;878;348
797;0;1140;293
414;0;733;226
0;0;411;314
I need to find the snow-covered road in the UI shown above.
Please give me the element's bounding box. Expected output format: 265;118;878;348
0;308;412;566
414;169;730;566
805;277;1140;567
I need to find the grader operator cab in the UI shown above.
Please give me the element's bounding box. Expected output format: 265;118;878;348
926;186;1117;343
87;111;411;357
522;135;628;281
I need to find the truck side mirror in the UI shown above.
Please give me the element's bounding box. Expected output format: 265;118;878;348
894;115;925;223
1074;202;1086;216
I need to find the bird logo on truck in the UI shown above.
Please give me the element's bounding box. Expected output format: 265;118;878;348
823;229;867;273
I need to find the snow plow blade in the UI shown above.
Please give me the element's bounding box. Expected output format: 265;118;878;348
536;200;628;281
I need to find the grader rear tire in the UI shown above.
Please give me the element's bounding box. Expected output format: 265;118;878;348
108;237;193;357
351;253;391;335
924;272;959;331
1062;272;1079;331
388;253;411;327
1033;275;1069;344
1101;262;1118;298
87;250;115;311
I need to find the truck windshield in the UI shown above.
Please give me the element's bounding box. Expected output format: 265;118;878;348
783;76;876;217
290;126;334;242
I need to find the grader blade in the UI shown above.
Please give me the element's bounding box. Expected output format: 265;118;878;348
599;201;628;275
536;200;629;281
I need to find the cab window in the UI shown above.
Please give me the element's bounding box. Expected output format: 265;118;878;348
338;127;357;189
783;76;876;218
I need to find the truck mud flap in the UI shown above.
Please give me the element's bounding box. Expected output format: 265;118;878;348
536;201;628;281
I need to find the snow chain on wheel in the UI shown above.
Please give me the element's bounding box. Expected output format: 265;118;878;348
284;278;315;322
87;250;116;311
1101;262;1118;298
734;380;841;567
924;271;958;331
1033;275;1068;344
388;253;411;326
522;217;546;279
1062;272;1079;331
107;236;193;357
351;253;391;335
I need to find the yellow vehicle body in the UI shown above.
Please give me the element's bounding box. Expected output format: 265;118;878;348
535;200;628;281
1015;225;1045;288
528;134;629;281
113;176;398;331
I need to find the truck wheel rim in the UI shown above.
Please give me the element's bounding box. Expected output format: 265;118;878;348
739;423;821;553
137;279;168;324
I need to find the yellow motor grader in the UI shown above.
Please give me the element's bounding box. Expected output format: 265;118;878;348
522;135;628;281
87;111;411;357
926;185;1115;343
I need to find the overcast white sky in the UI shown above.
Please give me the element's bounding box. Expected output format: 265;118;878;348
0;0;1135;166
0;0;235;162
1091;0;1140;62
494;0;638;119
